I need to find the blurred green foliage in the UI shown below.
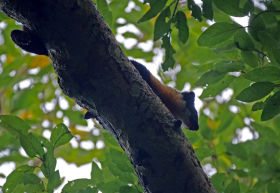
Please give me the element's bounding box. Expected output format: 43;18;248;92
1;0;280;192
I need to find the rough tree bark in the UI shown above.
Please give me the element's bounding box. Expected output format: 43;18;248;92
0;0;217;192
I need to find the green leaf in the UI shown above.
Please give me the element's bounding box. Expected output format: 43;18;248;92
63;110;87;126
50;123;73;148
122;32;139;39
258;31;280;65
21;173;45;193
200;75;235;98
154;7;171;41
41;148;56;178
232;169;248;178
11;83;43;112
241;51;258;67
245;66;280;82
248;13;265;41
188;0;202;21
212;43;237;54
124;47;154;60
211;173;227;192
261;91;280;121
9;184;25;193
0;115;30;136
0;173;6;178
39;135;53;152
0;12;9;20
24;184;45;193
99;165;116;183
225;180;240;193
236;82;275;102
104;153;137;183
91;161;104;183
23;173;41;185
109;149;134;174
195;70;226;86
198;22;241;47
20;133;44;158
202;0;213;20
196;147;214;160
234;29;255;50
252;122;278;142
218;108;235;131
3;165;35;193
98;180;122;193
175;11;189;43
252;101;264;111
47;171;62;193
162;35;176;70
260;12;279;40
214;61;245;73
97;0;113;26
263;142;279;157
62;179;97;193
119;186;139;193
267;182;280;193
213;0;253;17
138;0;168;23
200;118;214;140
0;57;31;89
191;4;202;21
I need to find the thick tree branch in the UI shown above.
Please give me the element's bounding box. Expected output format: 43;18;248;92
0;0;217;192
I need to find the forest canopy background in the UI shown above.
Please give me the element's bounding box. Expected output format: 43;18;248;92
0;0;280;193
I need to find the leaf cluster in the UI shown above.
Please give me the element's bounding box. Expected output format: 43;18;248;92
137;0;280;192
0;116;72;193
0;116;142;193
1;0;280;192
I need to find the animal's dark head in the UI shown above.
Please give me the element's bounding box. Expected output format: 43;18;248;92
181;91;199;131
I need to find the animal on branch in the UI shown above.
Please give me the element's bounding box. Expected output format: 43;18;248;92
11;26;199;131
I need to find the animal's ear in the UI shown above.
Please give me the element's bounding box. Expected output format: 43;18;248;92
182;91;195;104
188;91;195;99
11;28;48;56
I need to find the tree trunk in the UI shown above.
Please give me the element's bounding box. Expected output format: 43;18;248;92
0;0;217;192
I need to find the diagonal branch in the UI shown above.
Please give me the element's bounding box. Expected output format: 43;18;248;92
0;0;217;192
